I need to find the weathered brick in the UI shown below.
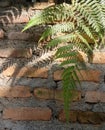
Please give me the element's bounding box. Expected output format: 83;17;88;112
11;14;29;24
8;32;33;41
58;110;105;124
78;70;100;82
34;88;81;102
34;88;54;100
0;86;32;98
53;69;100;82
3;107;52;121
8;31;42;42
0;4;54;24
0;48;32;58
0;12;29;24
85;91;105;103
2;66;48;78
90;52;105;64
78;111;105;124
0;29;4;38
100;93;105;103
59;110;77;122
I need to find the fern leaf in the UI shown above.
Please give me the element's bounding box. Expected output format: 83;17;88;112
56;44;73;54
47;33;79;48
56;52;77;59
60;59;77;66
23;0;105;122
22;12;45;31
75;31;92;51
39;22;75;42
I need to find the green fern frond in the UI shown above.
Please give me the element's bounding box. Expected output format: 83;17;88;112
56;51;77;59
23;3;72;32
60;59;77;66
23;0;105;122
75;31;92;51
56;44;73;53
73;0;105;38
62;66;79;120
39;22;75;42
22;12;45;31
46;33;78;47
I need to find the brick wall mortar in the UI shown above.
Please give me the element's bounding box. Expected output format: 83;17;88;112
0;2;105;129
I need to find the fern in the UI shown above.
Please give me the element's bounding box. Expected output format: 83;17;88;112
23;0;105;121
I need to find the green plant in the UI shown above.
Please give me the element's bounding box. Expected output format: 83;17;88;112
23;0;105;120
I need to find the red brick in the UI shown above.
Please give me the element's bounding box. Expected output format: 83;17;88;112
0;12;29;24
0;86;32;98
90;52;105;64
8;31;42;42
53;70;100;82
0;48;32;58
85;91;105;103
0;29;4;38
34;88;54;100
58;110;105;124
78;111;105;124
2;66;48;78
77;70;100;82
100;93;105;103
8;32;33;41
34;88;81;102
0;4;55;24
14;13;29;23
59;110;77;122
3;107;52;121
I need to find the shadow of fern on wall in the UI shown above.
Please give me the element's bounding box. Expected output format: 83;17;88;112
0;0;36;25
0;7;29;25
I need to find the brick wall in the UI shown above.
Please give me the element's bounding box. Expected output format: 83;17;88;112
0;1;105;130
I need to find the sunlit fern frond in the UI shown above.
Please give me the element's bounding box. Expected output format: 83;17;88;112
22;3;72;31
39;22;75;42
23;0;105;121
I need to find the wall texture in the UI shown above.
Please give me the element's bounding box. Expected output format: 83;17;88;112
0;1;105;130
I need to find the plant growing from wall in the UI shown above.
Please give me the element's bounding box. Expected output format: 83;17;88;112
23;0;105;120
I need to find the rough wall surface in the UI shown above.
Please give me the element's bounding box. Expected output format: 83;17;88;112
0;1;105;130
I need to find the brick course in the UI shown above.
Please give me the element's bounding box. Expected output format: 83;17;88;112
0;12;29;24
2;66;48;78
59;110;105;124
3;107;52;121
85;91;105;103
0;3;105;127
53;70;101;82
8;32;33;41
34;88;81;102
0;86;32;98
0;48;32;58
8;31;41;42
